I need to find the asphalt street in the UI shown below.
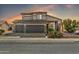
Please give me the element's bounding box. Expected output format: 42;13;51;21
0;42;79;54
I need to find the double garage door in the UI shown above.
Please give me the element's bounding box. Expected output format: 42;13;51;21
15;24;45;33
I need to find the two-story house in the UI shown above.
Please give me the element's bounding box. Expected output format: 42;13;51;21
13;12;62;37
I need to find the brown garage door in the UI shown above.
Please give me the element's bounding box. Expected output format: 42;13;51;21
15;25;24;33
26;25;45;33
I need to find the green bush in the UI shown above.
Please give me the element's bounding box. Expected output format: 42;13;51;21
48;28;63;38
51;30;62;38
63;19;77;33
48;28;54;32
0;29;5;35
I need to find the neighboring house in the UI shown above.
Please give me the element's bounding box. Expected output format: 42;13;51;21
0;22;9;31
0;21;13;32
13;12;62;37
1;23;8;31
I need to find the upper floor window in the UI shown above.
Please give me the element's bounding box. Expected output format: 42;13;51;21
22;15;32;20
37;15;42;19
33;14;37;20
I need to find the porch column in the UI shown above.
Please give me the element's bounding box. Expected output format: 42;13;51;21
24;24;26;33
46;24;48;35
55;21;59;31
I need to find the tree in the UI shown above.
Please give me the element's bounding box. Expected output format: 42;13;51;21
63;19;77;33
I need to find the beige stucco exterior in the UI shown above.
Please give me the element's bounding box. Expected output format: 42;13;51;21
13;12;62;37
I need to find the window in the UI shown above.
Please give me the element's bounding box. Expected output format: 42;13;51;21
42;15;46;19
33;15;37;20
37;15;42;19
23;15;32;20
33;14;46;20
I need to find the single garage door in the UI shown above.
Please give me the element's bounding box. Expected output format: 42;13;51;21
15;25;24;33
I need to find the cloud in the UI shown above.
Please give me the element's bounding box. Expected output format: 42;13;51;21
23;4;56;12
4;4;57;24
65;4;74;9
23;4;59;17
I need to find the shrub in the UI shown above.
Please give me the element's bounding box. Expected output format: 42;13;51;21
63;19;77;33
48;28;54;32
48;28;54;38
48;28;63;38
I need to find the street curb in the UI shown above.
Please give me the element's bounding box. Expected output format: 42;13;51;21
0;38;78;44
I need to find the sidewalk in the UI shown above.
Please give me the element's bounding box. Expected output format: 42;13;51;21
0;37;79;43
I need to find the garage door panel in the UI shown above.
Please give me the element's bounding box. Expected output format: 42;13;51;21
26;25;45;33
15;25;24;33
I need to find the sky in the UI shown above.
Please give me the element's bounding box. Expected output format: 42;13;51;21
0;4;79;24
